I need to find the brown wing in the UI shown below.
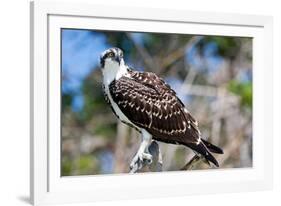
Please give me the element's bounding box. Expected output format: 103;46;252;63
109;71;201;145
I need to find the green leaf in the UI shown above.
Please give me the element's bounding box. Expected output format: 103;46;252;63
227;80;252;108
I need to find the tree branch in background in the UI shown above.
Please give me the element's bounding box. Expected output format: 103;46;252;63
126;33;157;72
181;84;218;97
216;119;251;166
160;36;203;75
180;66;198;95
114;122;130;173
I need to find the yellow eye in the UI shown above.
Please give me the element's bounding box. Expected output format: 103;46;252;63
108;52;114;57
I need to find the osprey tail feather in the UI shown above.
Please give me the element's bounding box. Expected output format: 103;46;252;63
186;139;223;167
201;139;223;154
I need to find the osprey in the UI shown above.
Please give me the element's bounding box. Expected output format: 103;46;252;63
100;47;223;171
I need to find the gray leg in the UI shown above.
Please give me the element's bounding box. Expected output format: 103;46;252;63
129;130;153;173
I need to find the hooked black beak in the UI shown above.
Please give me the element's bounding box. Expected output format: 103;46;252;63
115;55;121;65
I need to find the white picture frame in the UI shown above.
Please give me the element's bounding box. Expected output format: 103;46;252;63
30;1;273;205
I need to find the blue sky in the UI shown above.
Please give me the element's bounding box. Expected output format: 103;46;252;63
62;29;109;111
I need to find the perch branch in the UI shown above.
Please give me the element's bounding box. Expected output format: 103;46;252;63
180;155;202;170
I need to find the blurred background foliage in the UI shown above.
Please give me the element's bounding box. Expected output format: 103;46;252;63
61;29;252;176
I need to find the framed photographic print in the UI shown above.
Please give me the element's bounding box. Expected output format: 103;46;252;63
30;1;273;205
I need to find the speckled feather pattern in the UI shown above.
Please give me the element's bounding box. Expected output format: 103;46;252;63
108;69;201;146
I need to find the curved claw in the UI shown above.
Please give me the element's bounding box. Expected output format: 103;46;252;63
142;152;153;163
129;152;153;173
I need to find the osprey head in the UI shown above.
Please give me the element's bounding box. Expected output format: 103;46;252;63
100;47;124;68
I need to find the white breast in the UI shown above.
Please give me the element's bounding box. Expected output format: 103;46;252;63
102;60;139;130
